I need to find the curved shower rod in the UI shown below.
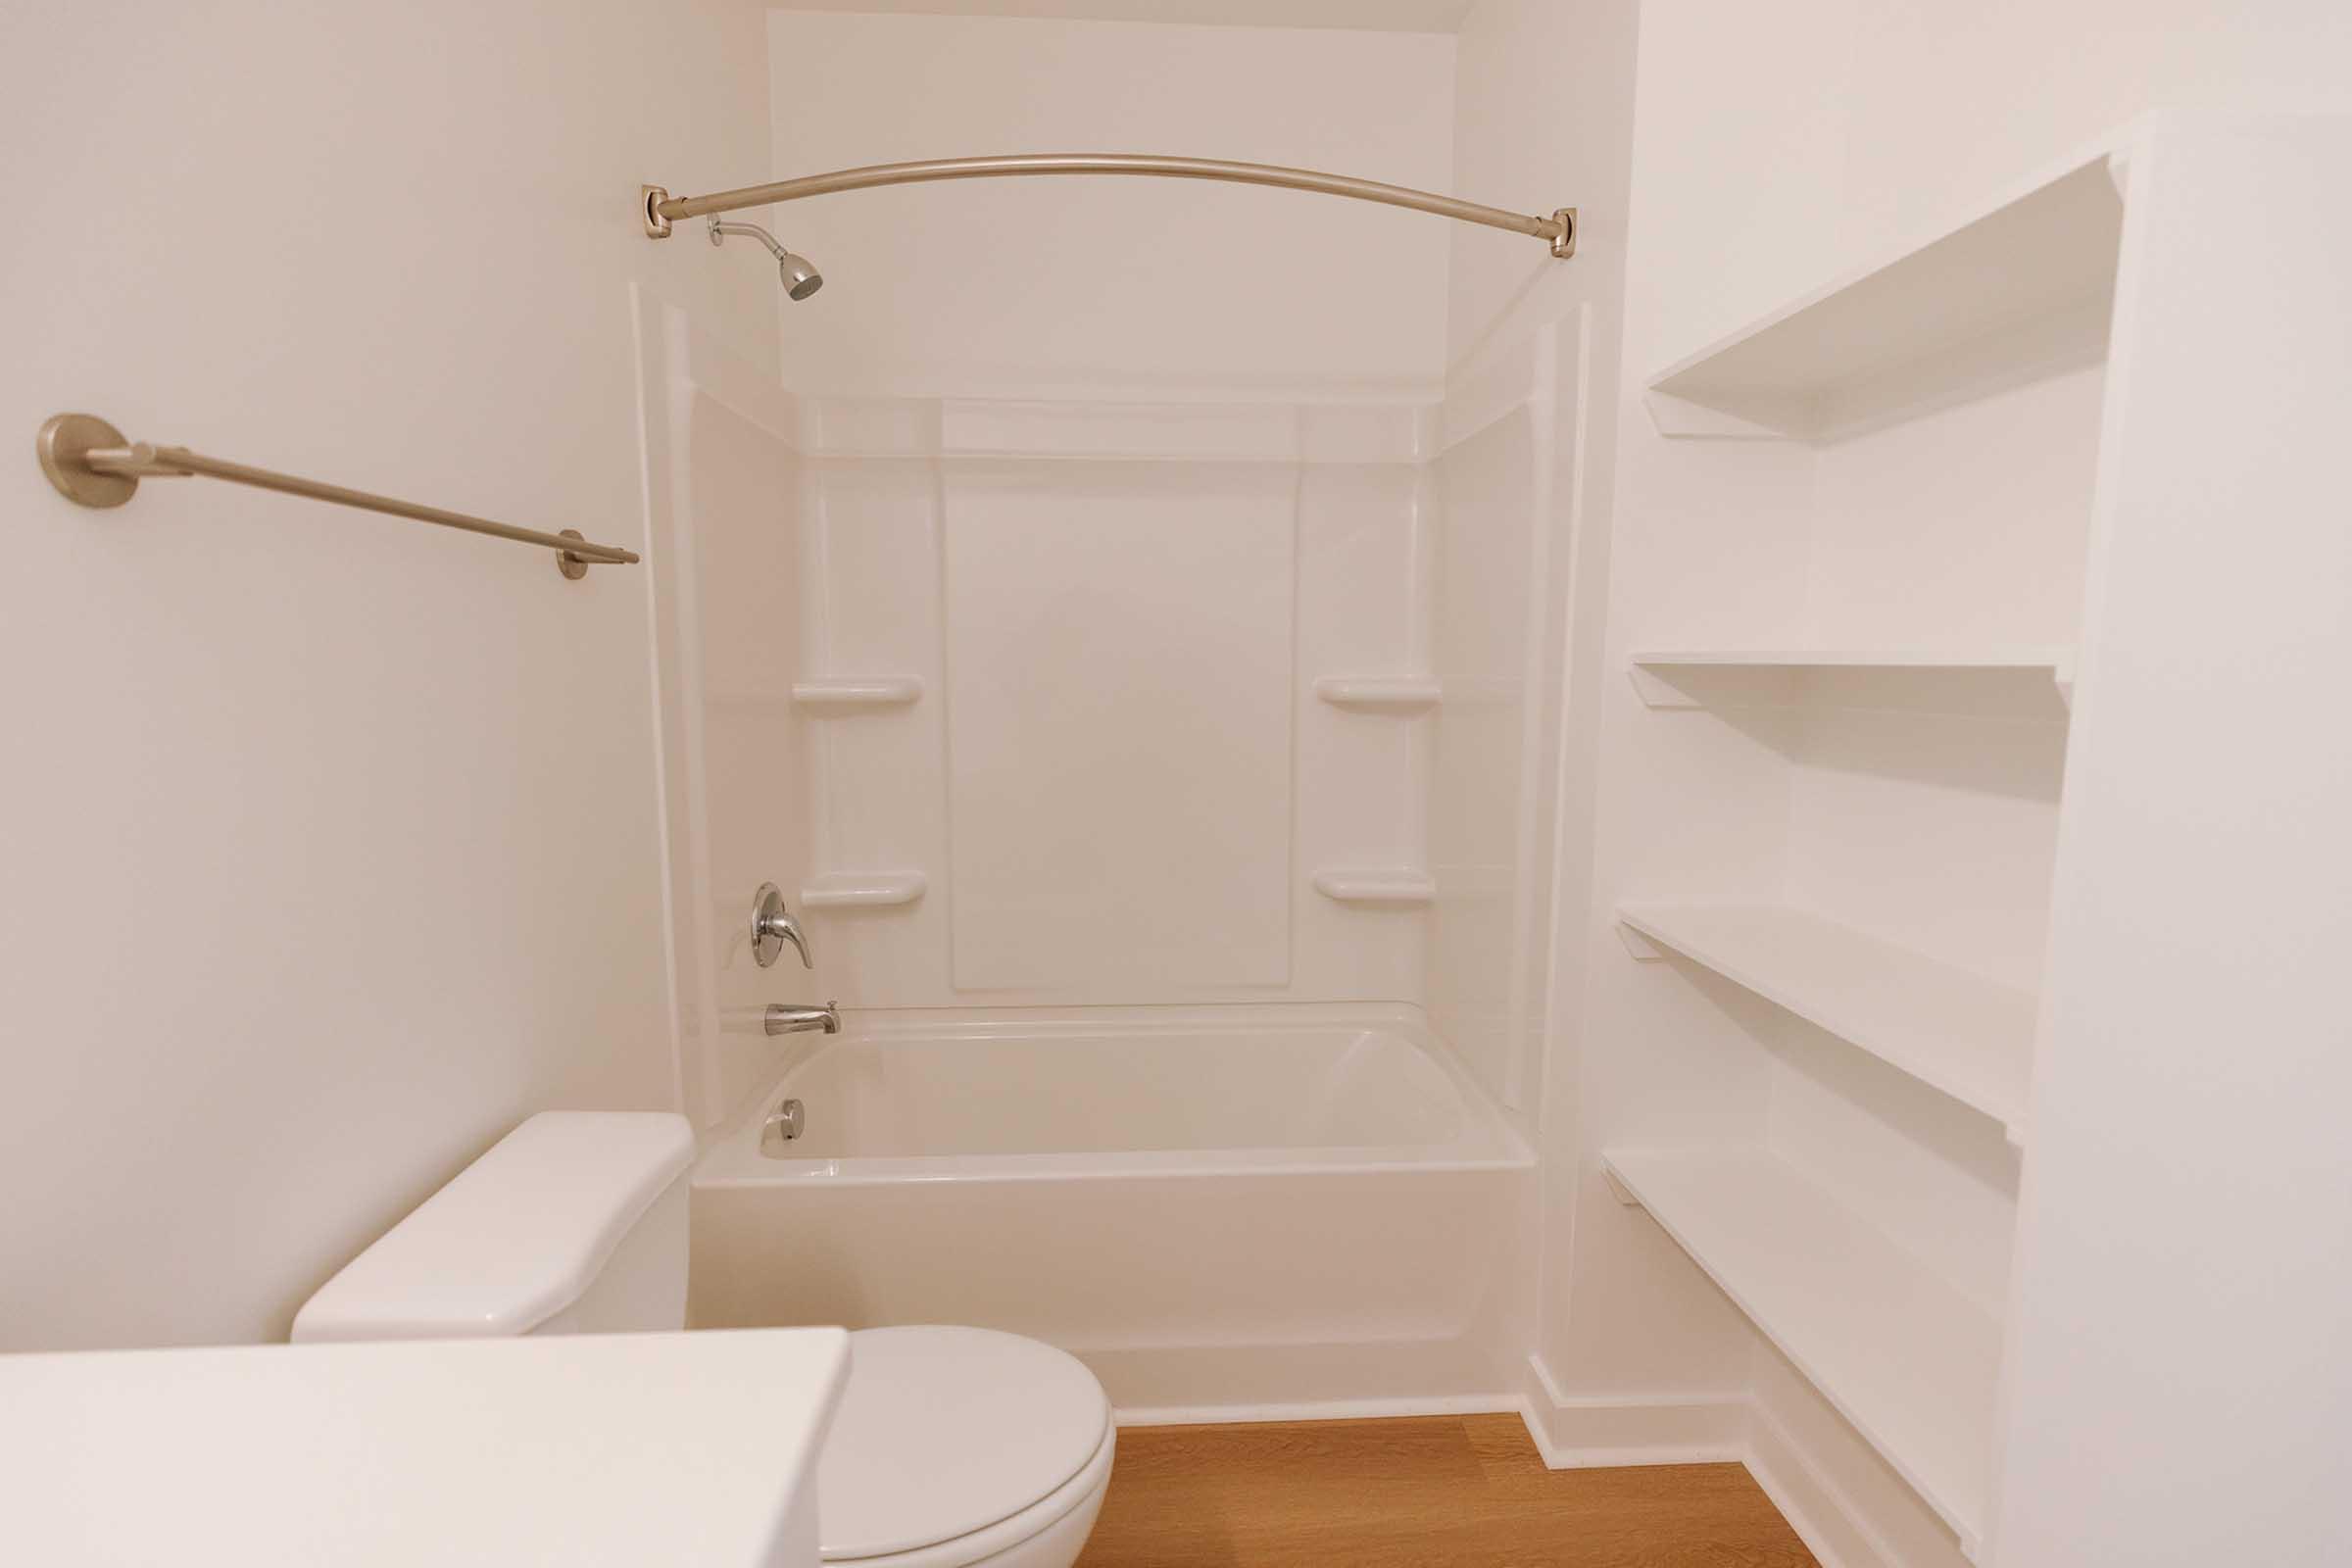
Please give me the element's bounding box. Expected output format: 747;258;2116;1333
642;154;1575;258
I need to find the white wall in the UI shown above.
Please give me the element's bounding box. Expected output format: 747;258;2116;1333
1523;1;2352;1563
1637;0;2352;379
767;10;1456;397
1993;113;2352;1568
0;0;777;1349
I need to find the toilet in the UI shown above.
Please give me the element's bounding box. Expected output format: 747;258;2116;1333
292;1111;1114;1568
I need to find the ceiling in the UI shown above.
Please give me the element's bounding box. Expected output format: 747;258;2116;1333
760;1;1478;34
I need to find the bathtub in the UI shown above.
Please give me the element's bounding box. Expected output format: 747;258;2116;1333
690;1004;1534;1415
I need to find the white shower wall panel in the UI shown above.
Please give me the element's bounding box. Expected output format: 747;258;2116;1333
944;459;1298;993
1296;459;1436;984
775;337;1576;1114
801;457;951;1006
1425;321;1575;1115
797;398;1436;1010
1428;410;1536;1106
639;298;822;1133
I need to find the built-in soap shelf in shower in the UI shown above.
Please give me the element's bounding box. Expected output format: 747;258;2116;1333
801;871;928;908
1313;676;1442;712
791;676;924;710
703;690;796;711
1312;869;1436;906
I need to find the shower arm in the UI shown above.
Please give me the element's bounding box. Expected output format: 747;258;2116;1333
642;154;1575;258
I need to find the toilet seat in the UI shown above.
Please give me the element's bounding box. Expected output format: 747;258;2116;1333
825;1421;1115;1568
819;1326;1113;1568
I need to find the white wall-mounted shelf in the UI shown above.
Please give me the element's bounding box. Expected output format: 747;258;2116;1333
1603;1146;1998;1551
1644;154;2125;442
1312;869;1435;906
1629;648;2075;713
1619;903;2034;1140
791;677;924;710
1312;676;1442;712
1630;647;2073;673
801;871;927;908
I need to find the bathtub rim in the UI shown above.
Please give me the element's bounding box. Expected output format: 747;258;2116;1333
694;1002;1533;1189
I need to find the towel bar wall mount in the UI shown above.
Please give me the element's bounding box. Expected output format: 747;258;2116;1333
36;413;639;581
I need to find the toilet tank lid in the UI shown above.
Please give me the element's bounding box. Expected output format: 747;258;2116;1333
291;1111;695;1343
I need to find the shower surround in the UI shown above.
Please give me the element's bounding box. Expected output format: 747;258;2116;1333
650;308;1574;1098
638;286;1580;1413
623;4;1588;1426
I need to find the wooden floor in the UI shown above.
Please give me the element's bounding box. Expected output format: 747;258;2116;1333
1077;1414;1817;1568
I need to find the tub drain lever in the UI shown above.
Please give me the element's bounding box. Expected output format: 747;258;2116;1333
760;1099;807;1155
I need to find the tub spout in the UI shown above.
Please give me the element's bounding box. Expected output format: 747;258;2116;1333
764;1001;840;1036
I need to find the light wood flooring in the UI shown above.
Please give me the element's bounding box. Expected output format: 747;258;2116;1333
1077;1413;1817;1567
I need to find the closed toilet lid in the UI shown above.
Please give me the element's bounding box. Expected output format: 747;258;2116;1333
819;1326;1110;1562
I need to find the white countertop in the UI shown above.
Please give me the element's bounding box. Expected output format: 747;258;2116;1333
0;1326;851;1567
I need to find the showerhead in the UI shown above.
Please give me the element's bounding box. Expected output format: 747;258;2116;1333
777;251;822;301
709;216;823;302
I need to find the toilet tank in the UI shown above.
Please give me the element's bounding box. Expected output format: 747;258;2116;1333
291;1111;696;1344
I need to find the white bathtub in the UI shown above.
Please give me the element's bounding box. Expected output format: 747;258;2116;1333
691;1005;1534;1415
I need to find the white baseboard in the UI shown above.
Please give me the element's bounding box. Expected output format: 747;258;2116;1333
1741;1397;1897;1568
1513;1351;1748;1468
1115;1391;1523;1427
1741;1348;1976;1568
1515;1353;1948;1568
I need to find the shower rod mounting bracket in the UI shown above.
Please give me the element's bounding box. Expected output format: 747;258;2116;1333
639;158;1576;257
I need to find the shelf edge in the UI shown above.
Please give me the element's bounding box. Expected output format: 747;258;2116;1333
801;871;928;908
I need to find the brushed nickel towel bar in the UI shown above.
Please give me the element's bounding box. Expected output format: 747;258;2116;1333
35;414;637;580
642;154;1575;258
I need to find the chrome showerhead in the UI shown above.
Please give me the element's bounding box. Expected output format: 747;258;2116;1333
709;216;823;302
777;251;822;301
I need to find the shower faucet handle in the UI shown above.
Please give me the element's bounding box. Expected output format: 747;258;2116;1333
750;882;812;969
